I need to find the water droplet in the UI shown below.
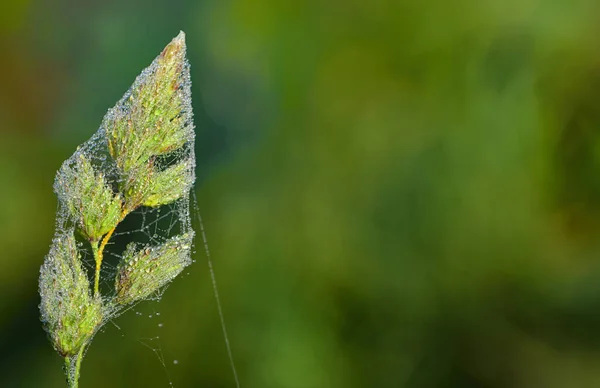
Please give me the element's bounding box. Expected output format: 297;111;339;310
173;360;179;365
158;323;163;328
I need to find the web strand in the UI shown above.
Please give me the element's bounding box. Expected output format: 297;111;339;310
192;191;241;388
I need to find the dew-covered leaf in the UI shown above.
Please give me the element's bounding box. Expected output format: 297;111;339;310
55;153;122;242
119;157;195;212
39;230;103;357
104;31;194;175
142;158;195;207
114;233;193;305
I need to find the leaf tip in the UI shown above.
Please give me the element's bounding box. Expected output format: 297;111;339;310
161;31;187;60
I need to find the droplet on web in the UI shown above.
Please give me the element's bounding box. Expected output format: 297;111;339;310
173;360;179;365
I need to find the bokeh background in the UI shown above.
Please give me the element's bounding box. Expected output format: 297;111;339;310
3;0;600;387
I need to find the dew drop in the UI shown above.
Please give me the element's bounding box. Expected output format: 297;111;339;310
158;323;163;328
173;360;179;365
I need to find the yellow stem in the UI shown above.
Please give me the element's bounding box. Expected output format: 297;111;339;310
93;210;128;297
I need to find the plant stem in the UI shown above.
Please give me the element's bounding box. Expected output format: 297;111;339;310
93;210;127;296
65;344;86;388
90;241;100;297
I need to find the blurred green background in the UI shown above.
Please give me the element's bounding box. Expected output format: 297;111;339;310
3;0;600;387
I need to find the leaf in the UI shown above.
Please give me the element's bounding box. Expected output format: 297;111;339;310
104;31;194;175
39;230;103;357
114;234;193;305
118;157;195;212
142;158;195;207
55;153;122;241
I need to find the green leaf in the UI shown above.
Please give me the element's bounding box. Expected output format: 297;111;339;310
104;31;194;175
142;158;195;207
39;230;103;357
55;153;122;241
114;233;193;305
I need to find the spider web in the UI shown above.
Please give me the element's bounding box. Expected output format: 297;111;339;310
49;138;195;387
52;49;196;314
41;33;239;387
95;199;193;299
40;33;198;385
